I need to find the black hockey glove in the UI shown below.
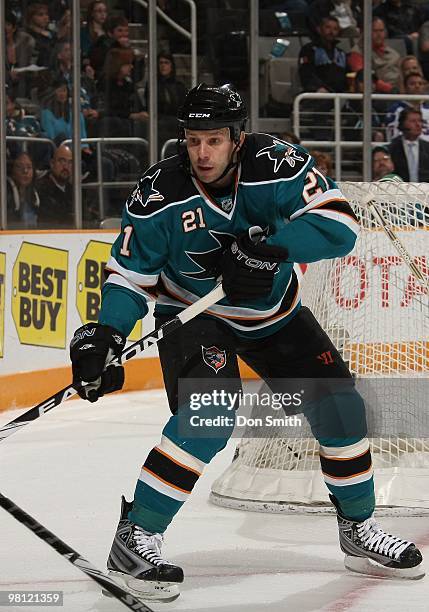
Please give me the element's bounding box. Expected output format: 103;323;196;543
70;322;126;403
221;228;289;305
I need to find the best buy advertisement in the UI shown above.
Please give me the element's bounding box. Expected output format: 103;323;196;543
76;240;141;340
0;232;154;376
12;242;68;348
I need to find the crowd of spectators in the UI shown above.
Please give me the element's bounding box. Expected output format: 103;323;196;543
4;0;188;228
4;0;429;230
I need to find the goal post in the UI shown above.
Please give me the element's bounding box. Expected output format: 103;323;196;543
210;181;429;516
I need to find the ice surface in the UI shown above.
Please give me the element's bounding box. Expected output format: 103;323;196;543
0;389;428;612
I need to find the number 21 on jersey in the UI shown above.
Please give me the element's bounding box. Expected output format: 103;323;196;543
182;207;206;232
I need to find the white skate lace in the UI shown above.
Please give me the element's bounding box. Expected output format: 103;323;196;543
133;528;170;567
357;517;411;559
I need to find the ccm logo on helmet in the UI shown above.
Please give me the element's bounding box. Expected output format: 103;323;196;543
188;112;211;118
231;242;277;270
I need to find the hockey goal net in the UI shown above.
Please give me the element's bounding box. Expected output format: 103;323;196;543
211;181;429;515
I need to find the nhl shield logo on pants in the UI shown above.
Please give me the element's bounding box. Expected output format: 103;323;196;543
201;345;227;373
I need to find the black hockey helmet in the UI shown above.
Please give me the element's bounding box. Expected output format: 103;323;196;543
177;83;248;144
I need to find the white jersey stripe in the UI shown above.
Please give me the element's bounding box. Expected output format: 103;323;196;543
320;438;370;459
289;189;347;220
323;467;374;487
106;256;159;287
104;273;154;300
158;435;206;474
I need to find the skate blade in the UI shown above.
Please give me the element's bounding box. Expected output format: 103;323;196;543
103;570;180;602
344;555;425;580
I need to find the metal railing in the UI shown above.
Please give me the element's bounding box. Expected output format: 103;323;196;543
134;0;197;87
6;136;56;155
160;139;177;160
293;92;429;181
61;137;148;220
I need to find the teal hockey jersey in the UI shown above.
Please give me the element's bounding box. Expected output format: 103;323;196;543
99;133;360;338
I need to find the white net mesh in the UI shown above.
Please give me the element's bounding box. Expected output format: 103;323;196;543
211;181;429;515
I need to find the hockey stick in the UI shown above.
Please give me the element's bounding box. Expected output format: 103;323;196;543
0;492;154;612
0;283;226;442
365;196;429;290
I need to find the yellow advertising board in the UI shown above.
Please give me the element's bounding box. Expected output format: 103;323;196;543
12;243;68;348
76;240;142;340
0;253;5;358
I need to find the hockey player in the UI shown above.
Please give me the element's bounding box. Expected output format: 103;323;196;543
70;83;424;601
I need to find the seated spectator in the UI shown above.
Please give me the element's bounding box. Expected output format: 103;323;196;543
81;1;108;59
309;149;334;176
37;145;74;227
385;72;429;141
348;18;401;92
389;108;429;181
399;55;426;92
89;14;130;77
39;77;110;181
24;2;56;67
142;53;187;145
298;16;347;137
45;40;100;132
97;47;148;139
6;93;41;151
41;77;88;146
7;152;40;229
372;145;404;180
373;0;425;54
308;0;360;38
299;17;347;93
419;20;429;81
5;10;37;99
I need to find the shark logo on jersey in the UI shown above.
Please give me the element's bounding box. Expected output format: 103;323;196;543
181;230;234;280
128;169;164;211
256;140;305;173
202;345;227;373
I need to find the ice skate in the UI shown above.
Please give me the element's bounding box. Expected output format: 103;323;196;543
106;496;184;601
331;495;424;579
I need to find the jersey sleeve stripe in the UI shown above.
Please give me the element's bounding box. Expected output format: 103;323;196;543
307;208;361;236
104;273;155;300
106;255;159;286
289;189;347;220
313;200;359;223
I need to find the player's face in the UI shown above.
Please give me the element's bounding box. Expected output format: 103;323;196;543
372;152;394;179
185;128;237;184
